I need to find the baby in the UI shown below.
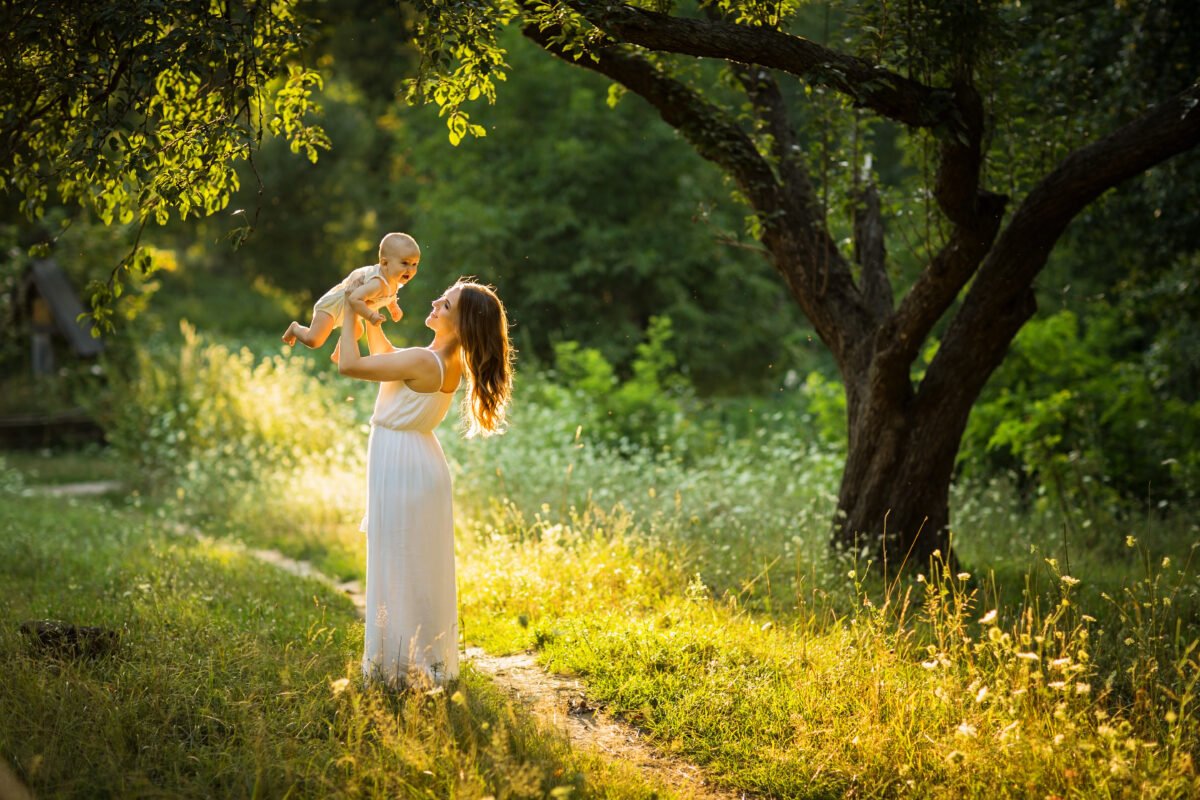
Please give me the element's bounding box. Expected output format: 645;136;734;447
283;232;420;362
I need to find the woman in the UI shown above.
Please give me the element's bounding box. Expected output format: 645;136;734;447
337;279;514;687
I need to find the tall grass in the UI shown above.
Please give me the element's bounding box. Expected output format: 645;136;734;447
88;325;1200;797
0;490;670;799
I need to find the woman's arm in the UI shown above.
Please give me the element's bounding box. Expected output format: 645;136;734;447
363;318;395;355
337;302;440;387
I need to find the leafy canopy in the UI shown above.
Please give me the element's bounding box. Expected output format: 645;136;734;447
1;0;328;328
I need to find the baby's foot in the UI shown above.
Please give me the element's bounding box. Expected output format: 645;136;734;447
283;323;298;346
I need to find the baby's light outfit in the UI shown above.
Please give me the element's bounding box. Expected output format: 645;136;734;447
313;264;395;326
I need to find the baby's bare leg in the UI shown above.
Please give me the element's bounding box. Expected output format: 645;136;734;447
285;311;337;349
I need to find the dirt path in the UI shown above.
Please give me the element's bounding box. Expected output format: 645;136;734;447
462;646;747;800
23;480;125;497
249;548;745;799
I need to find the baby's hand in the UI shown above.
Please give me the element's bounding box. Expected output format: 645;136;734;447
367;310;386;326
387;299;403;322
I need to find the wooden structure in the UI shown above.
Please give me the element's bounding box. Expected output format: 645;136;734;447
22;259;104;374
0;259;106;447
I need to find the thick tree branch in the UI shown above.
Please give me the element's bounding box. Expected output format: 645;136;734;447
569;2;956;129
865;83;1001;400
522;22;871;360
933;83;985;227
523;28;783;221
728;63;834;264
875;190;1007;384
921;81;1200;409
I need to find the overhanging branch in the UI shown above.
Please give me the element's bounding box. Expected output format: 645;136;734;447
569;2;956;129
522;21;872;363
921;80;1200;407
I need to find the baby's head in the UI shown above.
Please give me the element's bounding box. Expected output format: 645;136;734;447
379;232;420;285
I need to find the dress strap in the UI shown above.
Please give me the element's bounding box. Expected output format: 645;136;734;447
428;349;445;387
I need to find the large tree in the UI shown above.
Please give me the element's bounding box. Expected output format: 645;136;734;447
408;0;1200;565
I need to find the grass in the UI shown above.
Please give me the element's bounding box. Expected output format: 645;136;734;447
17;322;1198;798
2;444;134;486
448;501;1200;799
0;486;676;799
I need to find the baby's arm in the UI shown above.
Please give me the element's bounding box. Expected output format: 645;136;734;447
346;277;389;325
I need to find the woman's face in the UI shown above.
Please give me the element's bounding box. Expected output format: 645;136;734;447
426;286;463;335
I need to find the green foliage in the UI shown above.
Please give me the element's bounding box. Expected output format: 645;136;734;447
95;321;359;485
167;71;391;303
17;312;1200;796
849;0;1016;83
550;316;693;450
302;0;422;106
394;30;807;390
0;0;328;328
964;304;1200;518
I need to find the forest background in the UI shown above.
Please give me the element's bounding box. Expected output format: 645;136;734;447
2;0;1200;797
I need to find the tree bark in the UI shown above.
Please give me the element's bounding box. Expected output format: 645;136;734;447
835;389;967;571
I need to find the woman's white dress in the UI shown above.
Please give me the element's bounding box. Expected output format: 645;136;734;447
360;350;458;686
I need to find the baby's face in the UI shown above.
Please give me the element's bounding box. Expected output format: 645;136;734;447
383;250;420;285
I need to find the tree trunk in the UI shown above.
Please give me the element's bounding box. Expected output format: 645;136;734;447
832;363;982;572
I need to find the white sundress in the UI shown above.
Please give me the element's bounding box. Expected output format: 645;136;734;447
360;350;458;686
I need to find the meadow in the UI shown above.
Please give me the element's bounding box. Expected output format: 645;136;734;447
3;312;1198;798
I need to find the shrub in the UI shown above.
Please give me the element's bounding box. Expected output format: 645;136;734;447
95;321;360;487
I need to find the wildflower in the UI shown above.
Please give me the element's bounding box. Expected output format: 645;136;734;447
1126;535;1138;548
956;722;978;738
1060;575;1080;586
978;609;997;624
1016;652;1040;661
1075;683;1091;695
1050;658;1071;669
330;677;350;696
975;686;989;703
956;572;971;581
1048;681;1067;690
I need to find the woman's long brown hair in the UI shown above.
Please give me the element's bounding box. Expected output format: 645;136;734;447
454;280;514;437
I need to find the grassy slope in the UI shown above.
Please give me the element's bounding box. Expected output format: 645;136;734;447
453;519;1200;799
0;489;667;800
